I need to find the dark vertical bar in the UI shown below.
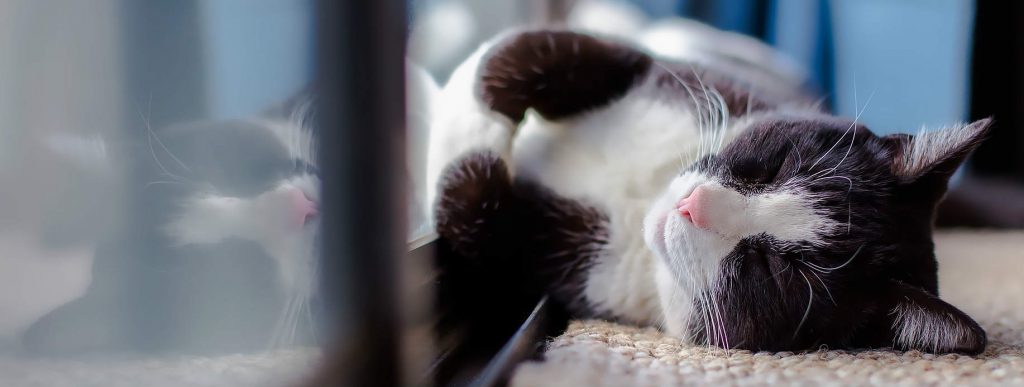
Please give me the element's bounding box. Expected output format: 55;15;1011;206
315;0;407;386
970;0;1024;179
750;0;771;41
815;0;835;112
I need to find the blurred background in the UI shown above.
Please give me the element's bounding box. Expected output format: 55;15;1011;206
0;0;1021;385
407;0;1024;227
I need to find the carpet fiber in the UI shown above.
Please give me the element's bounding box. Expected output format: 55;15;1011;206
512;230;1024;386
0;231;1019;386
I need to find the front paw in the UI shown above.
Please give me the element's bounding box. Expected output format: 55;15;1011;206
434;151;513;260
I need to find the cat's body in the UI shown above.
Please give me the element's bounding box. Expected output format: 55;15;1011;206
430;29;988;354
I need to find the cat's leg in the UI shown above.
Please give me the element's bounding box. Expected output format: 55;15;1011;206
430;149;566;383
428;30;653;324
433;151;517;261
425;30;655;209
478;30;652;123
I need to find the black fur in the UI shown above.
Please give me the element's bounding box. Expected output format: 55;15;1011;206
435;151;608;319
431;152;605;382
481;30;652;122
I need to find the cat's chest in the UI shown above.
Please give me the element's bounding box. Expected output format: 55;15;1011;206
510;94;702;322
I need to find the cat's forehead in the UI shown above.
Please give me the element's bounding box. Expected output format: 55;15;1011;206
151;119;311;197
162;119;292;162
721;115;882;159
752;115;871;141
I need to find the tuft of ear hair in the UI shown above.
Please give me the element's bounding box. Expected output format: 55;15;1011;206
887;281;987;355
888;118;993;184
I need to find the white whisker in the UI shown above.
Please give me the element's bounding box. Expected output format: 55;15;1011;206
805;267;836;306
793;270;814;339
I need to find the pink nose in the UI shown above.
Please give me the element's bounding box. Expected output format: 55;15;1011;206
676;186;707;228
289;188;318;226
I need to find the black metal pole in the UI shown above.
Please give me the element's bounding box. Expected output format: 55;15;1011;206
315;0;407;386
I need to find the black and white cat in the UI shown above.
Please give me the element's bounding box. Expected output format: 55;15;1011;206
429;29;989;354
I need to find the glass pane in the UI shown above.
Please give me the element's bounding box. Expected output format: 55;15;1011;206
1;1;321;385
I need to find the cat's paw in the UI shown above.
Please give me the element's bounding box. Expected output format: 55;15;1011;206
434;151;513;260
479;30;651;123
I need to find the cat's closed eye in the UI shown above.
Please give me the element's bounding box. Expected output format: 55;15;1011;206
726;154;786;188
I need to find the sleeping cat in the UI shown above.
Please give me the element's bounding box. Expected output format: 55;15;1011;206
429;29;989;354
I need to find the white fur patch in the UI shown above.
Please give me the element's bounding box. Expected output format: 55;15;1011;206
696;183;838;245
407;63;440;236
43;133;110;170
165;195;249;245
165;175;320;298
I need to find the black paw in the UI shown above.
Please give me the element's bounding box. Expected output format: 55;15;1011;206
480;30;651;123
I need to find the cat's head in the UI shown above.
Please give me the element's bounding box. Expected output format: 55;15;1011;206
644;114;991;354
154;109;321;298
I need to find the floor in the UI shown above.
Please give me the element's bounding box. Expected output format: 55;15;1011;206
511;230;1024;386
0;230;1019;386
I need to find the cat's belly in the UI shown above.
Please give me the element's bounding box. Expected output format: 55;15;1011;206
510;91;702;324
583;203;665;324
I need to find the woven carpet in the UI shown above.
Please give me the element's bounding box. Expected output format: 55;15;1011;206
512;230;1024;386
0;231;1019;386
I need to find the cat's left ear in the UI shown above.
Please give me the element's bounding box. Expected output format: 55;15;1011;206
883;281;987;354
885;118;993;188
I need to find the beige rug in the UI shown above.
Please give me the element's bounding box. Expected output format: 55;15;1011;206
512;230;1024;386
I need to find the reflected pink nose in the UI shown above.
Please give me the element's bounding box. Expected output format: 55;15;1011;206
676;186;707;228
289;188;318;226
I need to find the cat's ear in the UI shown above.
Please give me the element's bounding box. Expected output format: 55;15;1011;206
480;30;652;123
885;118;992;187
885;281;987;354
